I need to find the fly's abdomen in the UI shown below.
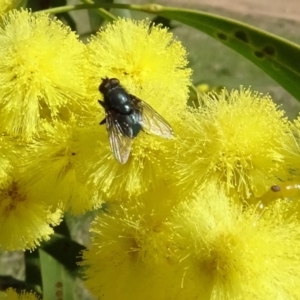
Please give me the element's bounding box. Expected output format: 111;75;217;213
117;112;142;138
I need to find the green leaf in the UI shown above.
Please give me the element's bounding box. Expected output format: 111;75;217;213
25;250;42;288
39;249;75;300
23;219;84;298
141;5;300;102
41;234;85;275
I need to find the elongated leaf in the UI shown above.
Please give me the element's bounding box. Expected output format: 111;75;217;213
141;5;300;102
41;234;85;275
39;249;74;300
25;250;42;288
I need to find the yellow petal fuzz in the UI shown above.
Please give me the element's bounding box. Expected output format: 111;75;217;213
23;118;104;215
81;198;176;300
87;18;192;121
174;88;294;199
81;183;300;300
0;135;16;188
169;185;300;300
0;288;40;300
78;122;177;200
0;10;88;139
23;111;176;211
0;173;62;251
73;18;192;199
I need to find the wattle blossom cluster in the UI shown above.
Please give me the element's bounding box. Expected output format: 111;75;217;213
1;7;300;300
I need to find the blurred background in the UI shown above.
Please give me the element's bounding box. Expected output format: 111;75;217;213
68;0;300;118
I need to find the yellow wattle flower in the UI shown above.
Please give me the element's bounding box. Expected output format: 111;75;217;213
87;18;192;122
81;18;191;198
0;170;62;251
81;192;176;300
22;117;104;215
78;121;177;200
174;87;295;199
0;9;88;139
23;112;177;211
169;184;300;300
81;183;300;299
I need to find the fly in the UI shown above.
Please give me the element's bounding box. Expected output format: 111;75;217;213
98;77;174;164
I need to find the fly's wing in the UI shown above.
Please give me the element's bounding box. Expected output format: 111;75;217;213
130;95;174;139
105;112;132;164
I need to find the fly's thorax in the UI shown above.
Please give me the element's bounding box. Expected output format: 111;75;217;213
105;86;133;114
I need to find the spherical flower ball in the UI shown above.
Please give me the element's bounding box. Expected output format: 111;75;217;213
22;117;104;215
81;182;300;300
0;122;62;250
174;87;294;199
77;117;177;200
0;9;88;140
0;170;62;251
23;111;176;210
86;18;192;122
168;184;300;300
81;191;178;300
81;18;192;198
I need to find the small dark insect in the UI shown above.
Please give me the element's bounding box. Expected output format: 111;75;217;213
98;78;174;164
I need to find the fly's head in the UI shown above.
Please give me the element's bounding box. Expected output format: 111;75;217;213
99;78;120;95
